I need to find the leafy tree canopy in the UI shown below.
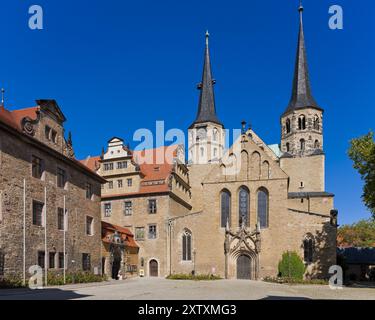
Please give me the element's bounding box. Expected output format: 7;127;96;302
337;219;375;248
348;131;375;218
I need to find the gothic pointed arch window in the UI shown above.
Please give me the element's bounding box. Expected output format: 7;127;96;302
303;234;314;264
182;229;192;261
238;186;250;227
257;188;269;229
220;189;231;228
298;115;306;130
286;118;291;134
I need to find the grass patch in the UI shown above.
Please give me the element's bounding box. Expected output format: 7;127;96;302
166;273;222;281
263;276;328;285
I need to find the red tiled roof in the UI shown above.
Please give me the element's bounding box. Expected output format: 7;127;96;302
102;221;139;248
0;105;106;183
80;156;101;172
81;145;179;195
0;106;39;131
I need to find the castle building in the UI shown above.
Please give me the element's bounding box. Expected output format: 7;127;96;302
81;140;191;278
0;99;105;282
82;5;337;280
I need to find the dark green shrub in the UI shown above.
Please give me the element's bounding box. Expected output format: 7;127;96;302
47;271;107;286
0;275;25;289
278;251;305;280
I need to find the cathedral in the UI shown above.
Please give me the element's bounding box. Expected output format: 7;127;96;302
82;4;337;280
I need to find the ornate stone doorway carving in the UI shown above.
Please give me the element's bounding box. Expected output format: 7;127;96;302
224;221;261;280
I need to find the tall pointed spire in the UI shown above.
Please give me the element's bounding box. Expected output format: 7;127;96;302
284;2;322;115
190;31;222;128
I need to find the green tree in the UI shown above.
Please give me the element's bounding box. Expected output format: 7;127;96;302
337;219;375;247
348;131;375;218
278;251;305;280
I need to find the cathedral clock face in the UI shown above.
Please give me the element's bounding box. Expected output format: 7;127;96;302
197;128;207;140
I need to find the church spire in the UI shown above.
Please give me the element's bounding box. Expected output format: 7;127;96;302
283;2;322;115
190;31;222;128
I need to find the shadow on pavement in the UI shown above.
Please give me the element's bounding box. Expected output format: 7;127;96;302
260;296;311;300
0;288;91;300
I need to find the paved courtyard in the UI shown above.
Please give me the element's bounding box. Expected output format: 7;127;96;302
0;277;374;300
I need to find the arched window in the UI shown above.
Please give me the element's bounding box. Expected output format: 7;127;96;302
313;115;320;131
182;229;192;261
314;140;320;149
300;139;305;151
286;118;291;134
298;115;306;130
238;186;250;227
257;188;269;228
303;234;314;264
213;128;218;142
200;147;204;157
286;142;290;152
221;190;231;228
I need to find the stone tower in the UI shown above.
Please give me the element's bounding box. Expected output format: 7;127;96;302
188;31;225;164
280;4;324;157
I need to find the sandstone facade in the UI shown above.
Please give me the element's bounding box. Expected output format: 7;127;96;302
0;100;104;282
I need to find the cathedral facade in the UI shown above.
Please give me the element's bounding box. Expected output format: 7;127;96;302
82;5;337;280
169;5;337;280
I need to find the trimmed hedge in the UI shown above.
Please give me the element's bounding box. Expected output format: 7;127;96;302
263;276;327;285
278;251;305;280
166;273;221;281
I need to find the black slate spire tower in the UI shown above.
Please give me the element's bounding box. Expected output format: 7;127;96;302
280;3;324;157
190;31;222;128
188;31;225;164
284;2;322;115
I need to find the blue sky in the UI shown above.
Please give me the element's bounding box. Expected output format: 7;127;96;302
0;0;374;224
